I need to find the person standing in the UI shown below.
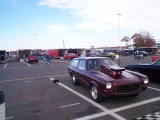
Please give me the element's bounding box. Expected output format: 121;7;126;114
23;53;26;63
46;53;52;66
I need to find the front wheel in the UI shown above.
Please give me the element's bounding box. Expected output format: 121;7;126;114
71;75;79;85
90;85;103;102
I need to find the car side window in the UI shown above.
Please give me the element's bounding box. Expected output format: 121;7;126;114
78;60;86;70
87;59;100;70
70;59;79;67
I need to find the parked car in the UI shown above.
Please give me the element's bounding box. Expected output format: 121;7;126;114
96;51;112;58
86;50;100;57
151;55;160;62
28;54;38;63
86;50;112;58
125;57;160;81
68;57;149;102
63;53;77;59
134;51;149;57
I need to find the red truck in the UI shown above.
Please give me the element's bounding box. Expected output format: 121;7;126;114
16;49;38;63
47;49;67;59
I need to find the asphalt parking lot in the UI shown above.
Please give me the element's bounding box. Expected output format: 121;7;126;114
0;56;160;120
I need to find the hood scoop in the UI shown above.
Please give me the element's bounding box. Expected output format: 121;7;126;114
101;65;125;77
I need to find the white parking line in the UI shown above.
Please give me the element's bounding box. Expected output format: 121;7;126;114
4;63;7;68
57;82;126;120
111;97;160;112
58;103;80;108
5;116;13;120
148;87;160;92
24;62;31;67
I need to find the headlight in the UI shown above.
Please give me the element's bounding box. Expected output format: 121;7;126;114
143;78;149;84
106;82;112;89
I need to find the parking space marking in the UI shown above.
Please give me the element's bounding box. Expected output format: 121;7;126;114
57;82;126;120
0;74;69;83
5;116;13;120
58;103;80;108
4;63;7;68
24;62;31;67
148;87;160;92
111;97;160;112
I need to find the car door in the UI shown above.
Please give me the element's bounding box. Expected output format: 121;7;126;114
76;60;90;88
136;63;160;80
151;60;160;79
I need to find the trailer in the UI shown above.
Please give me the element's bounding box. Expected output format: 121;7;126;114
47;49;67;58
16;49;31;62
67;48;86;56
0;50;7;64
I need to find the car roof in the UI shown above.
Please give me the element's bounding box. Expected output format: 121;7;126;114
74;57;108;60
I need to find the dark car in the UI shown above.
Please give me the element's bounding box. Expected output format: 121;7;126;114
86;50;100;57
125;57;160;81
68;57;149;102
134;51;149;57
96;51;112;58
63;53;77;59
86;50;112;58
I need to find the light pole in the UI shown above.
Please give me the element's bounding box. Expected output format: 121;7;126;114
87;35;89;49
34;34;37;52
117;13;121;51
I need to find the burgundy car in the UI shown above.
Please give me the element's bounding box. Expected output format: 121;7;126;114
68;57;149;102
63;53;77;59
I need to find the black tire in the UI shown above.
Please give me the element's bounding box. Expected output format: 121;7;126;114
71;75;79;85
130;93;139;97
36;60;38;63
90;85;103;102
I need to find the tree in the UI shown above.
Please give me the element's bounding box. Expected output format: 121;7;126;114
121;36;131;49
131;31;155;48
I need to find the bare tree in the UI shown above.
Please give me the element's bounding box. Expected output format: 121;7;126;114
131;31;155;48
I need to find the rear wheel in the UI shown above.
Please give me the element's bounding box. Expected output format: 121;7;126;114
90;85;103;102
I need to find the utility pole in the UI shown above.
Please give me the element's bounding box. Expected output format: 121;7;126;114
34;34;37;52
117;13;121;51
63;40;65;49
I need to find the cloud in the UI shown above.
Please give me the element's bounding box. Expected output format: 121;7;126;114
47;25;70;32
39;0;160;37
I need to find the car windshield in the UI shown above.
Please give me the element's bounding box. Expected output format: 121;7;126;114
88;58;118;70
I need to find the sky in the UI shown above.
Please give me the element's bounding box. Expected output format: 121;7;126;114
0;0;160;51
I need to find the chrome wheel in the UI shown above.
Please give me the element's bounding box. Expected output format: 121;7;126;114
90;86;98;100
71;75;79;85
72;75;76;83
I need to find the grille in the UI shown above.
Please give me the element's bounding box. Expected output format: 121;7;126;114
115;83;141;94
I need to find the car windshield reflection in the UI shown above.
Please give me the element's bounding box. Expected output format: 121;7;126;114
87;58;118;71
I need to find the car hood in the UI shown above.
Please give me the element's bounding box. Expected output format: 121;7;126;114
89;70;140;83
